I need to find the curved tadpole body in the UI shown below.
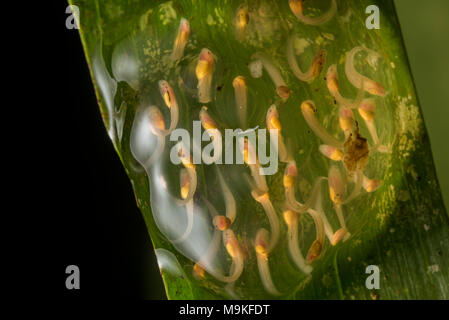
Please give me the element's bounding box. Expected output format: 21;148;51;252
251;191;280;253
289;0;337;25
193;197;223;279
358;98;378;145
234;4;249;42
283;160;298;190
175;143;197;205
328;165;351;241
312;189;346;246
282;163;326;260
283;161;304;212
331;227;348;245
343;169;363;204
251;52;290;100
345;46;386;97
319;144;344;161
196;48;215;103
283;209;313;274
305;208;325;263
170;169;194;243
158;80;179;135
358;99;389;153
254;228;281;296
339;106;355;139
233;76;248;129
362;174;381;193
301;100;344;148
201;185;239;288
283;160;326;213
218;229;245;283
240;137;268;193
193;263;206;279
213;215;231;231
319;211;347;247
217;168;237;223
266;105;289;163
171;18;190;61
287;34;326;83
145;106;166;168
326;64;365;109
196;228;244;284
328;165;344;206
211;169;236;230
199;106;222;163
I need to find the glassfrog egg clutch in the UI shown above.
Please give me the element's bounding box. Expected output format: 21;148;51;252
73;0;448;299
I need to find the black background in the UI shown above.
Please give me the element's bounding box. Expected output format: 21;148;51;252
42;1;166;299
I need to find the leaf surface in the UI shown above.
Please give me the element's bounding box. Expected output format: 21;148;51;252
71;0;448;299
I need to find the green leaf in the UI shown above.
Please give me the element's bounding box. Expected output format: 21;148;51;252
71;0;448;299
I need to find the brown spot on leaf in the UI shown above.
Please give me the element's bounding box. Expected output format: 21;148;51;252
343;121;369;174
